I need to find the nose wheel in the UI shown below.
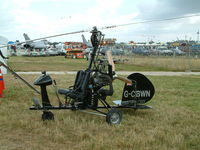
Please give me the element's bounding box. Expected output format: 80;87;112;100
106;109;122;125
42;111;54;121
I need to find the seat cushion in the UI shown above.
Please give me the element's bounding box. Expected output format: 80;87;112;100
58;88;71;95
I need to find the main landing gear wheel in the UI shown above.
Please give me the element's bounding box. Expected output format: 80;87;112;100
106;109;122;125
42;111;54;121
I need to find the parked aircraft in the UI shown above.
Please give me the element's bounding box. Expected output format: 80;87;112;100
44;42;66;56
23;33;49;50
132;47;150;56
156;46;173;55
172;47;185;55
53;42;66;56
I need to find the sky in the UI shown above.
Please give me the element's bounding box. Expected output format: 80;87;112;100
0;0;200;43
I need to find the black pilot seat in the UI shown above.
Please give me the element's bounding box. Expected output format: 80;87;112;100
58;70;91;102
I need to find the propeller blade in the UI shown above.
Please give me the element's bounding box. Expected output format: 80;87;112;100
106;50;115;72
106;50;132;84
115;76;133;84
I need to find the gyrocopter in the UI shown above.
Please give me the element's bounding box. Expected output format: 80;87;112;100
0;27;155;125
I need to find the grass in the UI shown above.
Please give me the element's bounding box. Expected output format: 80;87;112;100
0;74;200;150
7;56;87;71
7;55;200;72
116;55;200;71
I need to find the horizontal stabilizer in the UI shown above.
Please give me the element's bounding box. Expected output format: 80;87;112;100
113;100;122;105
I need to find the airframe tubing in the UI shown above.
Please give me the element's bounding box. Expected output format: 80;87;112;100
29;105;152;110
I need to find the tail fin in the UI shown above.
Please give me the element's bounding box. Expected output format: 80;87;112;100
122;73;155;105
81;34;92;48
23;33;32;48
23;33;31;41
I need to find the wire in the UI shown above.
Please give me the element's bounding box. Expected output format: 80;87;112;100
1;13;200;48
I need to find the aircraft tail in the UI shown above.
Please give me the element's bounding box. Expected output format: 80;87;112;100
23;33;31;41
122;73;155;105
81;34;92;48
23;33;32;48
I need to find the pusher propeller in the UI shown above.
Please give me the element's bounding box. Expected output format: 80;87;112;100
106;50;133;85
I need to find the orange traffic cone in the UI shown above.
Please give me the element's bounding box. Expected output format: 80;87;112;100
0;69;5;98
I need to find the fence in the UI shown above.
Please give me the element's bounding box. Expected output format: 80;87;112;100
114;52;200;72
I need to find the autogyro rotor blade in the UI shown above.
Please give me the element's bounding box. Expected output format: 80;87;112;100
0;29;91;49
1;13;199;49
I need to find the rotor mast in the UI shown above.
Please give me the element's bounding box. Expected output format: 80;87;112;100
88;27;102;70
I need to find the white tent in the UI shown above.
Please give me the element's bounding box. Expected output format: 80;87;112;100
0;36;8;74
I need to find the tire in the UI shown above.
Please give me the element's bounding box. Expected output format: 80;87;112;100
106;109;122;125
72;55;76;59
42;111;54;121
